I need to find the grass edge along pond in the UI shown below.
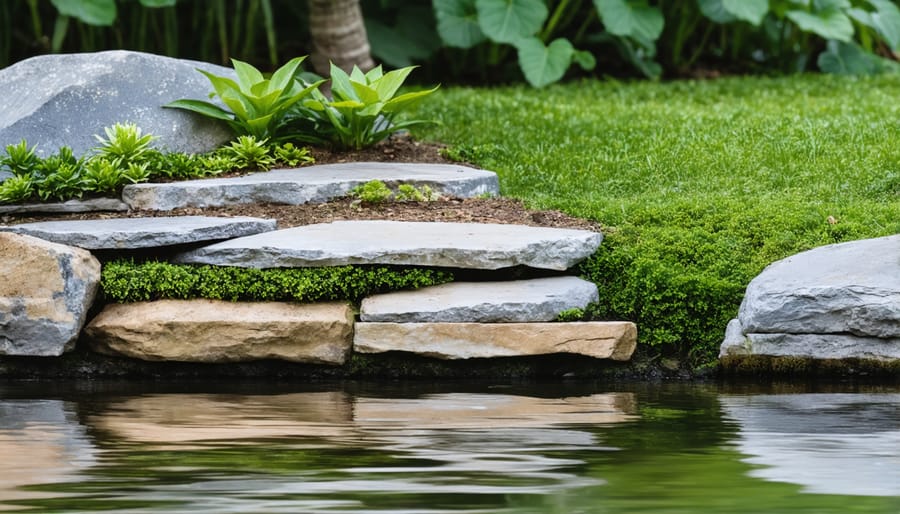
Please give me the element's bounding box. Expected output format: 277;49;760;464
411;74;900;367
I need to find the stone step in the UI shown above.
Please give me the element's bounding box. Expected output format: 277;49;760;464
0;198;129;215
122;162;500;211
354;321;637;360
360;277;598;322
173;220;602;271
0;216;276;250
85;300;354;365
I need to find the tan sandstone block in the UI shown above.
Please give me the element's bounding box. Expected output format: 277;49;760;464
85;300;354;364
354;322;637;360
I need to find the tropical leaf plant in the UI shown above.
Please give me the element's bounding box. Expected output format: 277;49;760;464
303;64;439;150
165;56;325;142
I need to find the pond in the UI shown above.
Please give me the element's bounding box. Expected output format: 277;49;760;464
1;381;898;513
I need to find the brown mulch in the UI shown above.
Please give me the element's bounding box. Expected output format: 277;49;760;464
2;135;601;233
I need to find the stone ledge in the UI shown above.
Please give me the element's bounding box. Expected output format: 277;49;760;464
354;321;637;360
85;300;354;365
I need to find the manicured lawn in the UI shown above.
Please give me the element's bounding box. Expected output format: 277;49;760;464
411;75;900;365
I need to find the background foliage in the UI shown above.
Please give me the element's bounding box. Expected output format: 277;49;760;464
2;1;898;85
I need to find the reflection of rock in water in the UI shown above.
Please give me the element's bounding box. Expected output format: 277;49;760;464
721;394;900;497
0;400;98;505
89;392;636;496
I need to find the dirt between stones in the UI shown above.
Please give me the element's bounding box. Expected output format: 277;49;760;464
2;136;602;233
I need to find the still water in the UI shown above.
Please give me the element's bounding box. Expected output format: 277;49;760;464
1;381;898;513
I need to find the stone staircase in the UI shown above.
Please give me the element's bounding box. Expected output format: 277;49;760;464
0;163;637;365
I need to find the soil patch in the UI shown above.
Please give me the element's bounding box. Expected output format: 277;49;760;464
3;136;601;232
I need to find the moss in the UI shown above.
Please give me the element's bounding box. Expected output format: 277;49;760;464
100;260;454;304
719;355;900;379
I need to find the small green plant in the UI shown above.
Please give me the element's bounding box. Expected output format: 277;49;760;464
395;183;439;202
35;162;83;201
304;64;439;150
2;140;40;177
93;122;156;165
218;135;276;171
0;175;34;203
81;158;125;194
165;56;325;141
351;179;394;204
273;142;315;167
555;307;586;322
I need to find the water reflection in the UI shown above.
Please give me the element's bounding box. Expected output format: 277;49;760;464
721;393;900;497
0;384;898;513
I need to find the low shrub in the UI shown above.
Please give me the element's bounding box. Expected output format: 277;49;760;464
101;260;455;304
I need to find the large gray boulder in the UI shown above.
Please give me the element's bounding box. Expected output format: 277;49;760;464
721;235;900;361
0;232;100;356
0;50;234;157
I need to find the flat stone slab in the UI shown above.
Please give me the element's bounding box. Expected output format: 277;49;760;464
0;198;129;214
354;321;637;360
360;277;599;322
173;221;602;271
85;300;354;365
122;162;500;210
0;216;276;250
720;318;900;361
738;235;900;338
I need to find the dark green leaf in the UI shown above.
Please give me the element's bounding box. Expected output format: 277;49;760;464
50;0;116;26
593;0;664;41
516;37;575;88
817;39;900;74
139;0;176;6
869;0;900;50
435;0;486;48
476;0;548;43
697;0;738;24
722;0;769;26
786;8;853;41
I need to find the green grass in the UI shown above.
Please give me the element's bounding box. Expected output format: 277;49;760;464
410;74;900;365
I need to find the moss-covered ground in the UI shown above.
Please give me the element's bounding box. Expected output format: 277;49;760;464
411;75;900;366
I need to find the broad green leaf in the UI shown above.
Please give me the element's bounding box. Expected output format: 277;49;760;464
817;39;899;73
359;103;384;117
163;99;234;121
247;89;282;114
722;0;769;26
593;0;664;41
303;99;326;111
330;64;360;102
139;0;176;6
786;8;853;41
365;65;384;82
366;19;433;68
476;0;548;43
574;50;597;70
869;0;900;50
516;37;575;88
267;56;306;96
246;113;276;135
697;0;738;23
351;82;381;105
329;100;367;109
382;86;440;113
373;66;416;101
231;59;265;91
220;93;251;120
435;0;486;48
815;0;850;9
349;66;367;83
198;70;242;99
51;0;116;26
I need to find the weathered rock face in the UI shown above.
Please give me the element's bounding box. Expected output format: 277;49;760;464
0;50;233;157
360;277;599;322
174;221;603;271
0;232;100;356
85;300;354;365
354;321;637;360
1;216;277;250
721;235;900;361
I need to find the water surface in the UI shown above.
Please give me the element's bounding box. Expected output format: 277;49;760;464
1;381;898;513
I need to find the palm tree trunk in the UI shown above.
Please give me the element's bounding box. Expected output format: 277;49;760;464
307;0;374;76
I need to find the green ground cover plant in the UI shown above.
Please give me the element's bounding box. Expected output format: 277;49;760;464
410;74;900;365
0;129;312;204
101;260;454;303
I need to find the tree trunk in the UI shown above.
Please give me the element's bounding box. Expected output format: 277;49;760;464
307;0;374;76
